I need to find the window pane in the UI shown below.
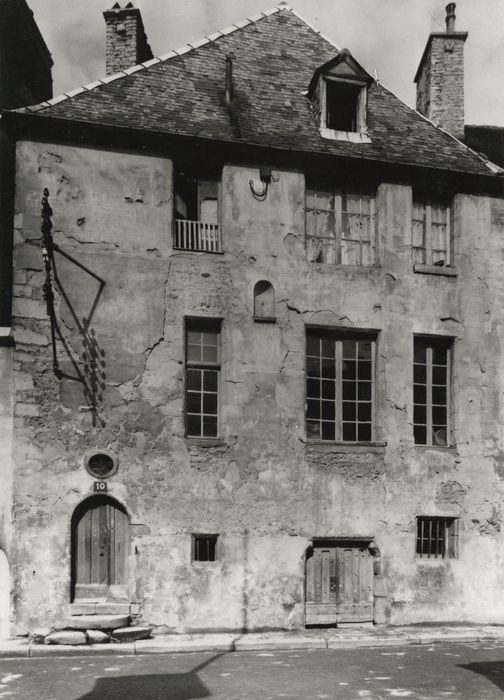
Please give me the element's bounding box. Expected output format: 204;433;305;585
358;403;372;421
321;380;335;399
342;423;356;441
342;381;356;400
307;378;320;399
321;339;334;358
321;421;335;441
432;346;447;366
203;393;218;415
432;385;446;405
432;406;447;425
187;331;202;345
414;364;426;384
358;361;372;380
414;404;426;425
202;345;218;363
307;400;320;419
342;340;356;359
187;369;201;390
321;358;336;379
414;424;427;444
186;392;201;413
433;427;447;446
358;382;372;401
187;414;201;437
307;356;320;377
432;366;447;385
203;332;217;346
306;336;320;356
321;400;335;421
307;420;321;439
414;384;426;404
342;401;356;421
341;238;360;266
358;424;372;442
203;415;218;437
357;341;372;360
414;344;426;363
342;360;356;380
203;371;218;392
187;344;202;362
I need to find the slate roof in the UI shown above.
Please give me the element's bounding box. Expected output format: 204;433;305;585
12;5;498;178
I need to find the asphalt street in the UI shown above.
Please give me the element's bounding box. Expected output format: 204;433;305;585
2;642;504;699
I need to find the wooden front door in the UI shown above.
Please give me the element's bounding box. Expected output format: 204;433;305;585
305;540;373;626
72;497;129;602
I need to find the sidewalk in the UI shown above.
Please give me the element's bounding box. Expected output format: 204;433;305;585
2;625;504;658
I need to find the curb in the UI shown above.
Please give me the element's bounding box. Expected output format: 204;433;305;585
1;630;504;659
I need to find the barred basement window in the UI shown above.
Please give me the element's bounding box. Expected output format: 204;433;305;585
185;320;220;438
192;534;218;562
306;331;375;442
413;337;451;447
306;188;376;266
416;517;458;559
412;199;451;267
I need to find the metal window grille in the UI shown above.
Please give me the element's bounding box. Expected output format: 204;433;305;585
193;534;218;562
185;324;220;438
413;339;450;446
306;333;375;442
412;199;450;266
416;517;457;559
305;189;376;266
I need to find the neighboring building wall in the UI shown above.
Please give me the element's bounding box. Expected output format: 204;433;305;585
0;342;13;639
10;139;504;633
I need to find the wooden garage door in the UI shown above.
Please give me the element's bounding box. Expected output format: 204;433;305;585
72;497;129;602
305;540;373;625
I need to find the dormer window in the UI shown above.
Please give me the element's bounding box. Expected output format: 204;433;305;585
308;49;373;144
324;79;363;133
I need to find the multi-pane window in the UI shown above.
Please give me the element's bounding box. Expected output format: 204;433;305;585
416;517;458;559
412;199;451;266
306;332;375;442
185;322;220;438
306;189;376;266
413;338;451;447
192;534;218;562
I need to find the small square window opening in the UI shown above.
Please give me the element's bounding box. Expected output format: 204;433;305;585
193;534;218;562
325;80;362;132
416;517;458;559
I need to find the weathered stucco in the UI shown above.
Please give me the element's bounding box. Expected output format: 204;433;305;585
10;139;504;634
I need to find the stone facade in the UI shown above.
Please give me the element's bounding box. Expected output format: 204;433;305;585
7;137;504;635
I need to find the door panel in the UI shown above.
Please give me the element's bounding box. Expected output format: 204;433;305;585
73;498;129;601
306;541;373;625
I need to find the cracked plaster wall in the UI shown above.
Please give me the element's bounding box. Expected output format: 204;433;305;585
9;140;504;633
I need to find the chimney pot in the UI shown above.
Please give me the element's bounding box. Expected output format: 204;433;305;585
445;3;456;33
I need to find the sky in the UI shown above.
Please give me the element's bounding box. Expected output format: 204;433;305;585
27;0;504;126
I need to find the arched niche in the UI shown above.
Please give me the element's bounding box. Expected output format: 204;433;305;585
71;495;129;603
253;280;276;322
0;549;9;640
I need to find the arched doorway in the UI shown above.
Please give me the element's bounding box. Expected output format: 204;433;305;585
71;496;129;602
0;549;9;639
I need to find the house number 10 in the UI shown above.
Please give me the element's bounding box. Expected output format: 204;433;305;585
93;481;108;492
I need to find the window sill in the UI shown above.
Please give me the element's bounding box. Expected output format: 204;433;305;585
308;262;380;272
320;127;372;144
416;557;455;564
172;247;224;256
414;264;457;277
185;438;226;448
415;444;457;453
306;440;387;453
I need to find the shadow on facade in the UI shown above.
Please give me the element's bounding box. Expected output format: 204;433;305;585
458;661;504;693
77;653;224;699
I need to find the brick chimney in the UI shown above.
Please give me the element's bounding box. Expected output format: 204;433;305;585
103;2;153;76
414;3;468;141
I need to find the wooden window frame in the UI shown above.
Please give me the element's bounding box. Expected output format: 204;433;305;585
305;330;376;443
185;319;221;439
192;534;219;562
412;198;452;268
416;517;458;559
305;188;376;266
413;336;452;448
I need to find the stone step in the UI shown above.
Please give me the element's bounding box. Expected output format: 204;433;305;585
66;615;129;631
112;626;152;643
45;631;87;646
